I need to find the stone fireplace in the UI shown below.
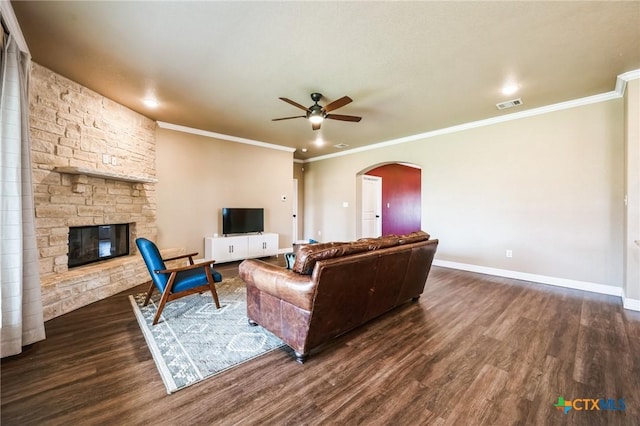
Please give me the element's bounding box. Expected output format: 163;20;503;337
28;63;182;320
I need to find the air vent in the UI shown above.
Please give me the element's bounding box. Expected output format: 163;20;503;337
496;98;524;110
333;143;349;149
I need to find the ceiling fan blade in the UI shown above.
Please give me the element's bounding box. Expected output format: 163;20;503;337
325;113;362;122
279;97;309;111
272;115;306;121
312;122;321;131
323;96;352;112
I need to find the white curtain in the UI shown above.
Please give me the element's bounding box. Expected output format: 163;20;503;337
0;31;46;357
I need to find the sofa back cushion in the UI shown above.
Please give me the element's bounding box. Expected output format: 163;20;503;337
292;231;430;275
357;234;400;250
398;230;430;244
293;242;370;275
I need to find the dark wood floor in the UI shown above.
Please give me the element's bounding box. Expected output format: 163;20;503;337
2;258;639;425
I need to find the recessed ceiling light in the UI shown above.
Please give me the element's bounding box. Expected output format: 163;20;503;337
314;137;324;147
143;98;159;108
501;83;519;96
301;148;308;152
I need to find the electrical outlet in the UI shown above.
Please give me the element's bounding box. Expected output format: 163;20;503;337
111;156;117;166
506;249;513;258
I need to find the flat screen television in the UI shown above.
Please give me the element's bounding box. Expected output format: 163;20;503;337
222;208;264;235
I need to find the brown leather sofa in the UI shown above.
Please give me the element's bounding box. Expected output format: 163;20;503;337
238;231;438;363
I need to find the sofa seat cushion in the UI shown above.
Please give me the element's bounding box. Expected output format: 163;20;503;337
172;266;222;293
292;241;371;275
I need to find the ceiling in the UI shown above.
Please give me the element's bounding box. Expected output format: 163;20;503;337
11;1;640;161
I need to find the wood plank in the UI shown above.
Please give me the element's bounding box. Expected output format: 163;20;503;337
2;262;639;424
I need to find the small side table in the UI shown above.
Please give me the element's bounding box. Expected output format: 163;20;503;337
286;240;318;269
293;243;309;255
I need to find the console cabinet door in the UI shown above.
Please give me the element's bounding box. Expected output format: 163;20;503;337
207;236;248;262
247;233;279;257
227;236;248;260
262;233;278;255
247;235;265;258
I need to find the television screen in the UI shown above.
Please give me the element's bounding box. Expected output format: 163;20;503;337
222;208;264;235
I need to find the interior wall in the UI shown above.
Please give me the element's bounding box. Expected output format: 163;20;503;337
304;99;625;288
367;163;421;235
624;79;640;302
293;162;305;241
156;128;294;255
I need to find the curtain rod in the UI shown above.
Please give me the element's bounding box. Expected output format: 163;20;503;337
0;2;30;54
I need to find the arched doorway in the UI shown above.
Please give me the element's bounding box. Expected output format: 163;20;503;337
356;162;422;238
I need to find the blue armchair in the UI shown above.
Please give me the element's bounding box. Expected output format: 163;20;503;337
136;238;222;325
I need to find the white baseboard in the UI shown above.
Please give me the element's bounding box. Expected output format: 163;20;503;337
623;297;640;312
432;259;624;298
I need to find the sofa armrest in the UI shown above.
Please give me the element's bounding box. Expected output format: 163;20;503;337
239;259;316;311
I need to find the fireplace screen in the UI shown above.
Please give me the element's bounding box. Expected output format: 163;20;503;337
68;224;129;268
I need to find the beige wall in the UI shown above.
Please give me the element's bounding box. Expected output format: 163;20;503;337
304;99;625;287
293;162;305;241
156;128;295;255
624;79;640;302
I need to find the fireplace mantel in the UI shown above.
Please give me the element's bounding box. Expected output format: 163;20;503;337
54;166;157;184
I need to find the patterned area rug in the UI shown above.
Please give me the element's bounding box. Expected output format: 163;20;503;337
129;277;284;393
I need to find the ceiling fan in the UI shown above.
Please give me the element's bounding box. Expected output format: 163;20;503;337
272;92;362;131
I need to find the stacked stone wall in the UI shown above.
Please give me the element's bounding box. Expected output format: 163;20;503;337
29;63;161;320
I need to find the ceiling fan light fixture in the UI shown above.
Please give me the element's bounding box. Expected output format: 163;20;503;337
273;92;360;129
308;107;324;124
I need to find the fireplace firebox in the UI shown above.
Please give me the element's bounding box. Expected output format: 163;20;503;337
68;224;130;268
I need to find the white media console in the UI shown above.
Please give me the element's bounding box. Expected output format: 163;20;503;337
204;233;279;263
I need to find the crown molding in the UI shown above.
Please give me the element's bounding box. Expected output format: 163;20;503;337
157;121;296;153
615;69;640;94
157;69;639;163
305;69;640;163
0;0;30;54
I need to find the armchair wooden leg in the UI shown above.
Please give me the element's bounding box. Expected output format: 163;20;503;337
205;267;221;309
152;274;176;325
208;282;221;309
143;281;155;306
153;288;172;325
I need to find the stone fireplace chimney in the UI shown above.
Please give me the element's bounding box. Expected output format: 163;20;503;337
28;63;177;320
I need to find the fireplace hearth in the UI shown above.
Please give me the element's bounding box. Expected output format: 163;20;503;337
68;224;130;268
